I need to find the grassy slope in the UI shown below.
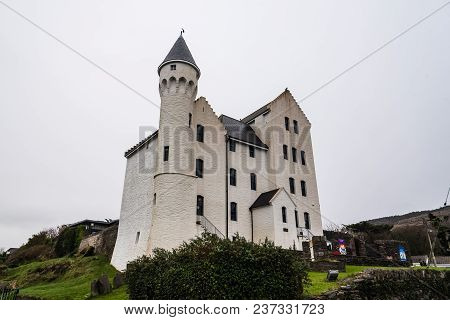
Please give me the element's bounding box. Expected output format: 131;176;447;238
0;256;120;300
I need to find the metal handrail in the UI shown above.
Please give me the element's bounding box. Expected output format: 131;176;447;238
297;227;314;240
196;215;225;239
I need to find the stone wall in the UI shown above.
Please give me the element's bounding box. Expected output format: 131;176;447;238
79;225;118;261
318;268;449;300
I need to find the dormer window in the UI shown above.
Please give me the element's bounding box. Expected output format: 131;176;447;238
170;64;176;70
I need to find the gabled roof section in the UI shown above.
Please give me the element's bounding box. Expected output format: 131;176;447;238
219;115;268;149
241;88;310;125
250;188;297;210
124;130;158;158
158;35;200;77
250;189;280;209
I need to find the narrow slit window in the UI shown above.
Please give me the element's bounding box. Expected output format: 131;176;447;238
135;232;140;244
282;207;287;223
285;117;290;131
197;124;204;142
304;212;310;230
229;139;236;152
196;159;204;178
292;147;297;163
197;195;204;216
189;113;192;127
230;168;237;186
293;120;299;134
289;177;295;194
249;146;255;158
163;146;169;162
301;150;306;165
301;180;307;197
230;202;237;221
295;210;299;228
283;145;288;160
250;173;257;191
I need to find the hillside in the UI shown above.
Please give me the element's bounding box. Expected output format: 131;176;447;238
0;256;127;300
365;206;450;228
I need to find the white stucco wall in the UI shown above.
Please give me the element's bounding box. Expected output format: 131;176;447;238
111;137;157;270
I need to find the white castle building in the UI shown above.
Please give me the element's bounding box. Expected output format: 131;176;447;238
111;35;323;270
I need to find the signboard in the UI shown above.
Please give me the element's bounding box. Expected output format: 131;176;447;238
399;245;407;261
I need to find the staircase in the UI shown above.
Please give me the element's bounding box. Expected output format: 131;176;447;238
196;215;225;239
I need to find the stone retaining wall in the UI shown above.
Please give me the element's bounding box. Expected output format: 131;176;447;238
318;268;449;300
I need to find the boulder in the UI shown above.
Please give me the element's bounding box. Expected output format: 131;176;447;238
113;272;124;289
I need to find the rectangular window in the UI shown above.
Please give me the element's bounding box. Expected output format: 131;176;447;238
196;159;203;178
301;180;307;197
230;202;237;221
304;212;310;230
135;232;140;244
295;210;299;228
230;168;237;186
229;139;236;152
293;120;299;134
292;147;297;162
285;117;290;131
197;124;204;142
153;193;156;205
189;113;192;127
163;146;169;161
289;177;295;194
283;145;288;160
249;146;255;158
301;150;306;165
197;195;204;216
282;206;287;223
170;64;176;70
250;173;256;191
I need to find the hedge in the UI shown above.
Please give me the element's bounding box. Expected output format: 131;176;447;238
126;233;309;299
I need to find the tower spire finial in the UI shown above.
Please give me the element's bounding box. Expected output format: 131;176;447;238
180;28;185;36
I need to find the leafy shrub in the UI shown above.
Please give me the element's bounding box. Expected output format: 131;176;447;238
126;233;309;299
54;226;86;257
5;245;54;267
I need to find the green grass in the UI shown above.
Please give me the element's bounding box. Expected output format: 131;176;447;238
305;265;393;297
91;285;129;300
0;256;122;300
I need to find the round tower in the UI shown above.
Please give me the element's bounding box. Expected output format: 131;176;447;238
149;34;200;252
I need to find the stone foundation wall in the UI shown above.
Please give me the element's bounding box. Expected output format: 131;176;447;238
318;268;449;300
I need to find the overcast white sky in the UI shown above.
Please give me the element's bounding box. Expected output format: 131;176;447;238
1;0;449;249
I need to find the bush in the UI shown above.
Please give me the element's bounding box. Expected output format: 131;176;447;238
54;226;86;257
126;233;309;299
5;245;54;267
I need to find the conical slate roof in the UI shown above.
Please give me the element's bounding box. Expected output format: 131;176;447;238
158;35;200;77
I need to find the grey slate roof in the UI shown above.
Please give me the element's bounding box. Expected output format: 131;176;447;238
250;189;280;209
219;115;268;149
124;130;158;158
158;35;200;76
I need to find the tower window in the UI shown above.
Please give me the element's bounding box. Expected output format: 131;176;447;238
250;173;256;191
285;117;290;131
197;125;204;142
301;180;307;197
283;145;288;160
249;146;255;158
289;177;295;194
295;210;299;228
282;207;287;223
301;150;306;165
304;212;310;230
170;64;176;70
230;202;237;221
230;168;237;186
153;193;156;205
229;139;236;152
292;147;297;163
163;146;169;161
196;159;204;178
293;120;299;134
196;195;204;216
189;113;192;127
135;232;140;244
